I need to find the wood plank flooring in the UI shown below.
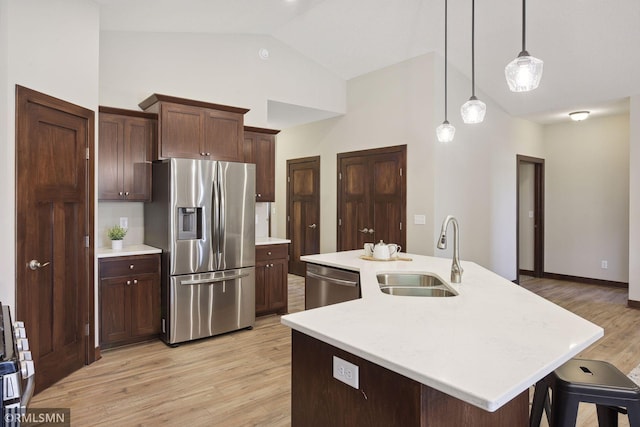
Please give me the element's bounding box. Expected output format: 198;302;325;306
30;274;640;427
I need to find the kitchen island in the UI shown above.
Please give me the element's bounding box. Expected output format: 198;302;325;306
281;250;603;426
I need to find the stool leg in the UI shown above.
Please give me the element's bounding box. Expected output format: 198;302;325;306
530;380;551;427
551;392;579;427
596;405;618;427
627;402;640;427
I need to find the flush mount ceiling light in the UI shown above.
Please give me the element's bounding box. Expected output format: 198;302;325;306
436;0;455;143
569;111;590;121
460;0;486;124
505;0;543;92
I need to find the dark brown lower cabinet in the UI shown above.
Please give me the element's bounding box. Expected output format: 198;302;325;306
291;331;528;427
99;254;161;349
255;244;289;316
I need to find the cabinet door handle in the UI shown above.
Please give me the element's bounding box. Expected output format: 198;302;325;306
133;279;138;284
126;280;131;285
119;191;124;196
368;229;375;234
359;228;369;234
129;264;134;269
124;191;129;196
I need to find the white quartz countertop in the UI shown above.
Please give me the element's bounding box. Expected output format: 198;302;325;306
256;237;291;245
96;244;162;258
281;250;603;412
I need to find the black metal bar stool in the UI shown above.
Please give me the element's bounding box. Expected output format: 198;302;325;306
530;358;640;427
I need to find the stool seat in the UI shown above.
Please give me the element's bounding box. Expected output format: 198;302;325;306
530;358;640;427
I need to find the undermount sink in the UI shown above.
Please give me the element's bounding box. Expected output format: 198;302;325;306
376;273;457;297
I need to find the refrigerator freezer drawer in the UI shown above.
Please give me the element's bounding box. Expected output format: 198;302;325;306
165;267;255;344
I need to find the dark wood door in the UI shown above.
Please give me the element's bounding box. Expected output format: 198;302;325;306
337;146;406;252
254;262;269;315
287;157;320;276
160;102;203;159
203;108;244;162
123;115;154;200
15;85;94;393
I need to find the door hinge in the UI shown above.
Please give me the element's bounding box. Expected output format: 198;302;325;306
400;168;403;177
339;218;342;226
287;176;290;183
287;215;290;222
86;147;90;160
84;323;90;336
400;222;403;231
339;172;342;180
84;235;89;248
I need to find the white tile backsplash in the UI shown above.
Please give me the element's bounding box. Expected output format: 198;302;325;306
255;202;270;238
97;202;145;248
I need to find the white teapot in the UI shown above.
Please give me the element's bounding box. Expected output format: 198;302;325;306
373;240;401;260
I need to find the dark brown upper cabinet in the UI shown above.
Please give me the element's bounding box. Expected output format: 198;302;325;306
98;107;156;202
243;126;280;202
139;94;249;162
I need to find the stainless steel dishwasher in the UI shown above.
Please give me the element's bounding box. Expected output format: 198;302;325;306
305;263;360;309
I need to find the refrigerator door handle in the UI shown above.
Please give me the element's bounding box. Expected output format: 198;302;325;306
217;164;225;267
180;273;250;285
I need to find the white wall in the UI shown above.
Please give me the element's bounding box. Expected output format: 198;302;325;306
275;53;546;280
0;0;100;311
629;95;640;301
99;31;346;127
544;114;630;282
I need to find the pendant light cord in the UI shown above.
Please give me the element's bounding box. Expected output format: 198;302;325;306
521;0;526;52
444;0;448;121
471;0;476;97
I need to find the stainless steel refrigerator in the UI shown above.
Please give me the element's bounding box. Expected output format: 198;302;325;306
145;158;255;345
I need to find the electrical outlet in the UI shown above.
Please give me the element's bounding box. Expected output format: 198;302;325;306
414;214;426;225
120;217;128;229
333;356;359;389
601;260;608;269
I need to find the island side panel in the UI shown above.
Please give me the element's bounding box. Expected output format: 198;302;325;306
291;331;529;427
291;330;423;427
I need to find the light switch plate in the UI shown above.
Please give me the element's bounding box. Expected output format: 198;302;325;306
120;217;128;229
333;356;359;389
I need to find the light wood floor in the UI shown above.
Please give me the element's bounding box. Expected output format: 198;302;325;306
30;274;640;427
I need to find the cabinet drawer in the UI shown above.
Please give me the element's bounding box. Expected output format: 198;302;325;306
256;244;288;261
99;254;160;278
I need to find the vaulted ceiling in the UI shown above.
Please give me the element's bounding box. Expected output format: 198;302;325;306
96;0;639;124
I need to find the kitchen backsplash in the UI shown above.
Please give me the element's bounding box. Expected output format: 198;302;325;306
97;201;272;248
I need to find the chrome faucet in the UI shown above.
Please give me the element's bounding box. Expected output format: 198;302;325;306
437;215;463;283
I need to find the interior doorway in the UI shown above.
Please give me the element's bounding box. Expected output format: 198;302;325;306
287;156;321;276
15;85;95;393
516;155;545;284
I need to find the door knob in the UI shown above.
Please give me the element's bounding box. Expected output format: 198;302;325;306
359;228;369;234
308;224;317;229
27;260;50;270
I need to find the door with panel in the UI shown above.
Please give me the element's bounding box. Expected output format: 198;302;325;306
337;146;406;252
15;85;95;393
287;157;320;276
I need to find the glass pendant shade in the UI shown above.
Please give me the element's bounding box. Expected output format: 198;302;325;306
461;96;487;124
436;121;456;143
505;52;543;92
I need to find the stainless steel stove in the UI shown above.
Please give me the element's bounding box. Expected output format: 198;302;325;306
0;304;35;426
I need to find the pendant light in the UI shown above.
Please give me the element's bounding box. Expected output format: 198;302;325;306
504;0;543;92
436;0;455;143
461;0;486;124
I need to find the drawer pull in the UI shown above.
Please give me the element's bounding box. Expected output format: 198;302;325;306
133;279;138;284
267;251;272;255
127;280;131;285
129;264;134;269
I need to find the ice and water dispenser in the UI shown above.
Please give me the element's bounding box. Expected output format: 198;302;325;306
177;207;202;240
